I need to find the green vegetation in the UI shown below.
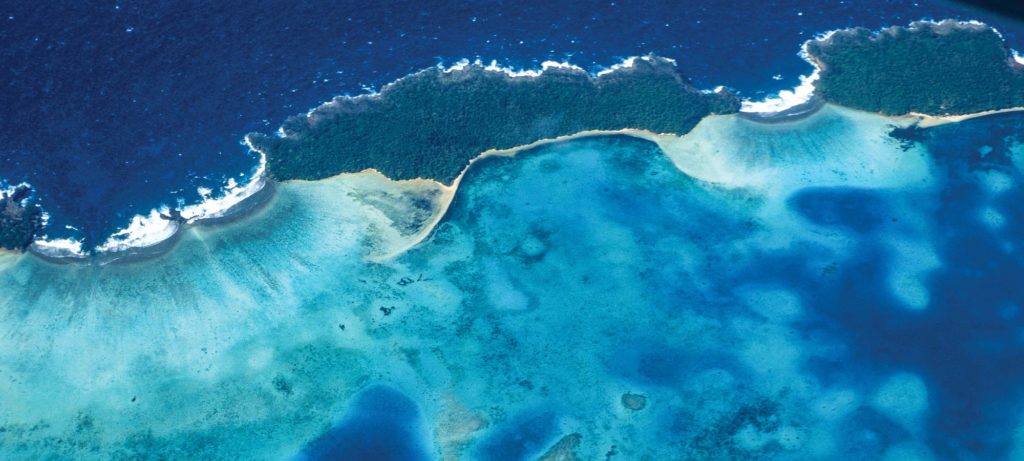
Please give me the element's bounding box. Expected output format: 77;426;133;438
0;185;43;251
808;21;1024;115
248;56;739;184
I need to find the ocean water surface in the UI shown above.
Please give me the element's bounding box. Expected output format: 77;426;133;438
2;0;1021;252
5;2;1024;460
3;105;1024;458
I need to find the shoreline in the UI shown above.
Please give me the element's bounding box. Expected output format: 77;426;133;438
910;107;1024;128
9;18;1024;264
738;28;832;116
364;127;676;261
189;178;277;229
737;96;826;124
26;178;278;266
253;52;739;186
804;19;1024;117
25;147;269;264
95;179;279;266
295;55;693;131
19;101;1024;266
284;100;1024;262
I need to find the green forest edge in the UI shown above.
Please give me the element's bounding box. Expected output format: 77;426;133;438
6;20;1023;251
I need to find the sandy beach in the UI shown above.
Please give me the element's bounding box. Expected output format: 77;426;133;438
911;106;1024;127
348;127;671;260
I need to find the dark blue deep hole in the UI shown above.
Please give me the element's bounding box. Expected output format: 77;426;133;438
605;339;733;387
474;412;558;461
788;187;890;233
298;386;432;461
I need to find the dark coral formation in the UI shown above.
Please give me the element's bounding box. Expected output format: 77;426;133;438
0;185;43;251
537;433;583;461
248;56;739;184
621;392;648;411
687;399;786;459
809;20;1024;115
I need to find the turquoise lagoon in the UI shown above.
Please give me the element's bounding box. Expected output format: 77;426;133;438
2;105;1023;459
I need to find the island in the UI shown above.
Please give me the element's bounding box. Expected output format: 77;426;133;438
807;20;1024;116
0;185;44;252
246;56;740;184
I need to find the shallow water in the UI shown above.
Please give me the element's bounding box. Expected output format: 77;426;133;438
2;106;1024;459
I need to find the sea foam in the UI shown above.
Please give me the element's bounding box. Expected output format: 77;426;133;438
30;237;88;259
178;149;267;222
0;183;90;258
441;58;588;78
94;207;180;254
8;150;267;259
1;181;25;195
740;30;835;114
93;149;267;256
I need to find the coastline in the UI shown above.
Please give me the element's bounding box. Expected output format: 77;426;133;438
7;11;1024;459
94;179;279;266
738;28;832;116
742;19;1024;121
26;146;269;264
20;101;1024;266
805;19;1024;116
317;101;1024;261
189;178;277;228
363;127;677;261
910;106;1024;127
737;96;826;124
14;16;1024;265
26;175;277;266
296;55;685;132
250;53;739;185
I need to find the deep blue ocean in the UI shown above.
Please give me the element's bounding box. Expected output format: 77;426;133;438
0;0;1021;249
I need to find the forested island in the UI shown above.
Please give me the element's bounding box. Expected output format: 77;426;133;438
808;20;1024;115
0;185;44;252
247;56;740;184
